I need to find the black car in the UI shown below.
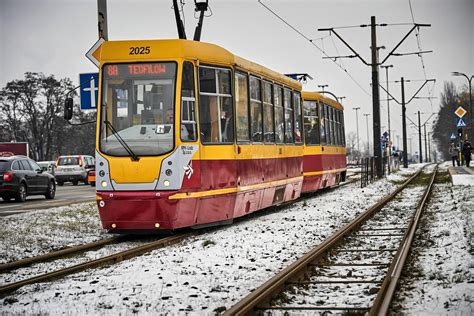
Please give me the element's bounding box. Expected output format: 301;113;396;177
0;155;56;202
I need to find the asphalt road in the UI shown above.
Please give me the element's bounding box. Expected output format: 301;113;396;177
0;183;96;217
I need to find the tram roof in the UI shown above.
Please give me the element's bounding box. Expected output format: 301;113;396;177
99;39;302;90
302;91;344;111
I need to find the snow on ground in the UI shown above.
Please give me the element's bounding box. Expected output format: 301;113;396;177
392;162;474;314
0;202;108;264
0;163;453;315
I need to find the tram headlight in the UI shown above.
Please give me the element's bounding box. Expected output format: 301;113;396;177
165;169;173;176
101;180;108;188
163;180;170;187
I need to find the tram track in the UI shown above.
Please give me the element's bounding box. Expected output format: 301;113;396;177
225;164;437;315
0;233;191;297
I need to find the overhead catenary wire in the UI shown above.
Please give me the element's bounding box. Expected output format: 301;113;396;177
257;0;372;97
408;0;434;110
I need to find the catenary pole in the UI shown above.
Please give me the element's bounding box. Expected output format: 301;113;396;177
418;111;423;163
364;113;371;155
401;77;408;167
381;65;393;172
371;16;383;177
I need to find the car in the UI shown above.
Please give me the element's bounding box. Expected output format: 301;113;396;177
37;161;56;176
55;155;95;186
0;155;56;202
87;170;96;187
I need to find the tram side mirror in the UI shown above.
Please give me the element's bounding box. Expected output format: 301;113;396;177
64;98;73;120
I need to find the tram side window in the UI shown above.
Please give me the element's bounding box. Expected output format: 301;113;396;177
293;92;302;143
329;107;336;145
235;72;250;142
336;110;342;146
303;100;320;145
334;109;340;145
198;66;234;144
283;88;294;143
250;76;263;143
341;110;346;145
321;104;328;144
274;85;284;143
263;81;275;143
181;62;197;141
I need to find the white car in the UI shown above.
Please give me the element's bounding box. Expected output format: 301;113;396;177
55;155;95;186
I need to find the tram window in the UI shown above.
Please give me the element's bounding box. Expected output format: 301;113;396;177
263;81;275;143
181;61;197;142
235;72;250;142
336;110;342;146
274;85;284;143
283;88;294;143
303;100;320;145
250;76;263;143
293;92;302;143
199;66;233;144
320;103;327;144
330;107;335;145
341;110;346;145
199;67;216;93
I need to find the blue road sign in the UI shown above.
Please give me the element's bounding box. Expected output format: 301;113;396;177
450;133;456;140
79;73;99;110
456;117;466;128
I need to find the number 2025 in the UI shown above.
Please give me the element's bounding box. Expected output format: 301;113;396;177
129;46;151;55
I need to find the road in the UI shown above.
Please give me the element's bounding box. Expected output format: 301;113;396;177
0;184;96;217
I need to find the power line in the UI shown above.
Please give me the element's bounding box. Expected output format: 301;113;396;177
257;0;372;97
408;0;434;109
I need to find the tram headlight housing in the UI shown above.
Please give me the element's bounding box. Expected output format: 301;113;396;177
101;180;108;188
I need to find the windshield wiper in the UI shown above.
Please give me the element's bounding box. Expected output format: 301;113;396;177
103;119;140;161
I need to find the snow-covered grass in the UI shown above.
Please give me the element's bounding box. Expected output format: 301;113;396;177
0;202;107;264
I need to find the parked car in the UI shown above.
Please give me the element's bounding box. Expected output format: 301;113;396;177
37;161;56;176
87;170;96;187
55;155;95;186
0;155;56;202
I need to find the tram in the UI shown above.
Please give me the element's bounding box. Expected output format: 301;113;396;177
89;39;345;232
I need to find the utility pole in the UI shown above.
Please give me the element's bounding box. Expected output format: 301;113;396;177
353;107;361;159
418;111;423;163
423;124;428;162
452;72;473;140
381;64;393;172
379;78;436;167
97;0;108;40
370;16;383;177
428;132;432;162
408;137;413;162
364;113;371;155
319;17;430;178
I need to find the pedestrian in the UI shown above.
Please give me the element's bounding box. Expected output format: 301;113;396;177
462;140;472;167
449;143;460;167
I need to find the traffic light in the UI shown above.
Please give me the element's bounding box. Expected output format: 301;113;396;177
457;128;463;138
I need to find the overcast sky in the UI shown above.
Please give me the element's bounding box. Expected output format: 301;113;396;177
1;0;472;145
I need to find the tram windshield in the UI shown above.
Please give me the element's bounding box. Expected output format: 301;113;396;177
99;62;177;157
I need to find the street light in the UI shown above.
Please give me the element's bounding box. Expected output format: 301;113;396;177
452;71;473;140
337;96;346;103
363;113;371;155
353;107;361;159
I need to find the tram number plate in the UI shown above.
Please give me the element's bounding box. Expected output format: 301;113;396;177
129;46;151;55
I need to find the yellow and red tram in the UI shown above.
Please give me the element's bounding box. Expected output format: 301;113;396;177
93;39;346;232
